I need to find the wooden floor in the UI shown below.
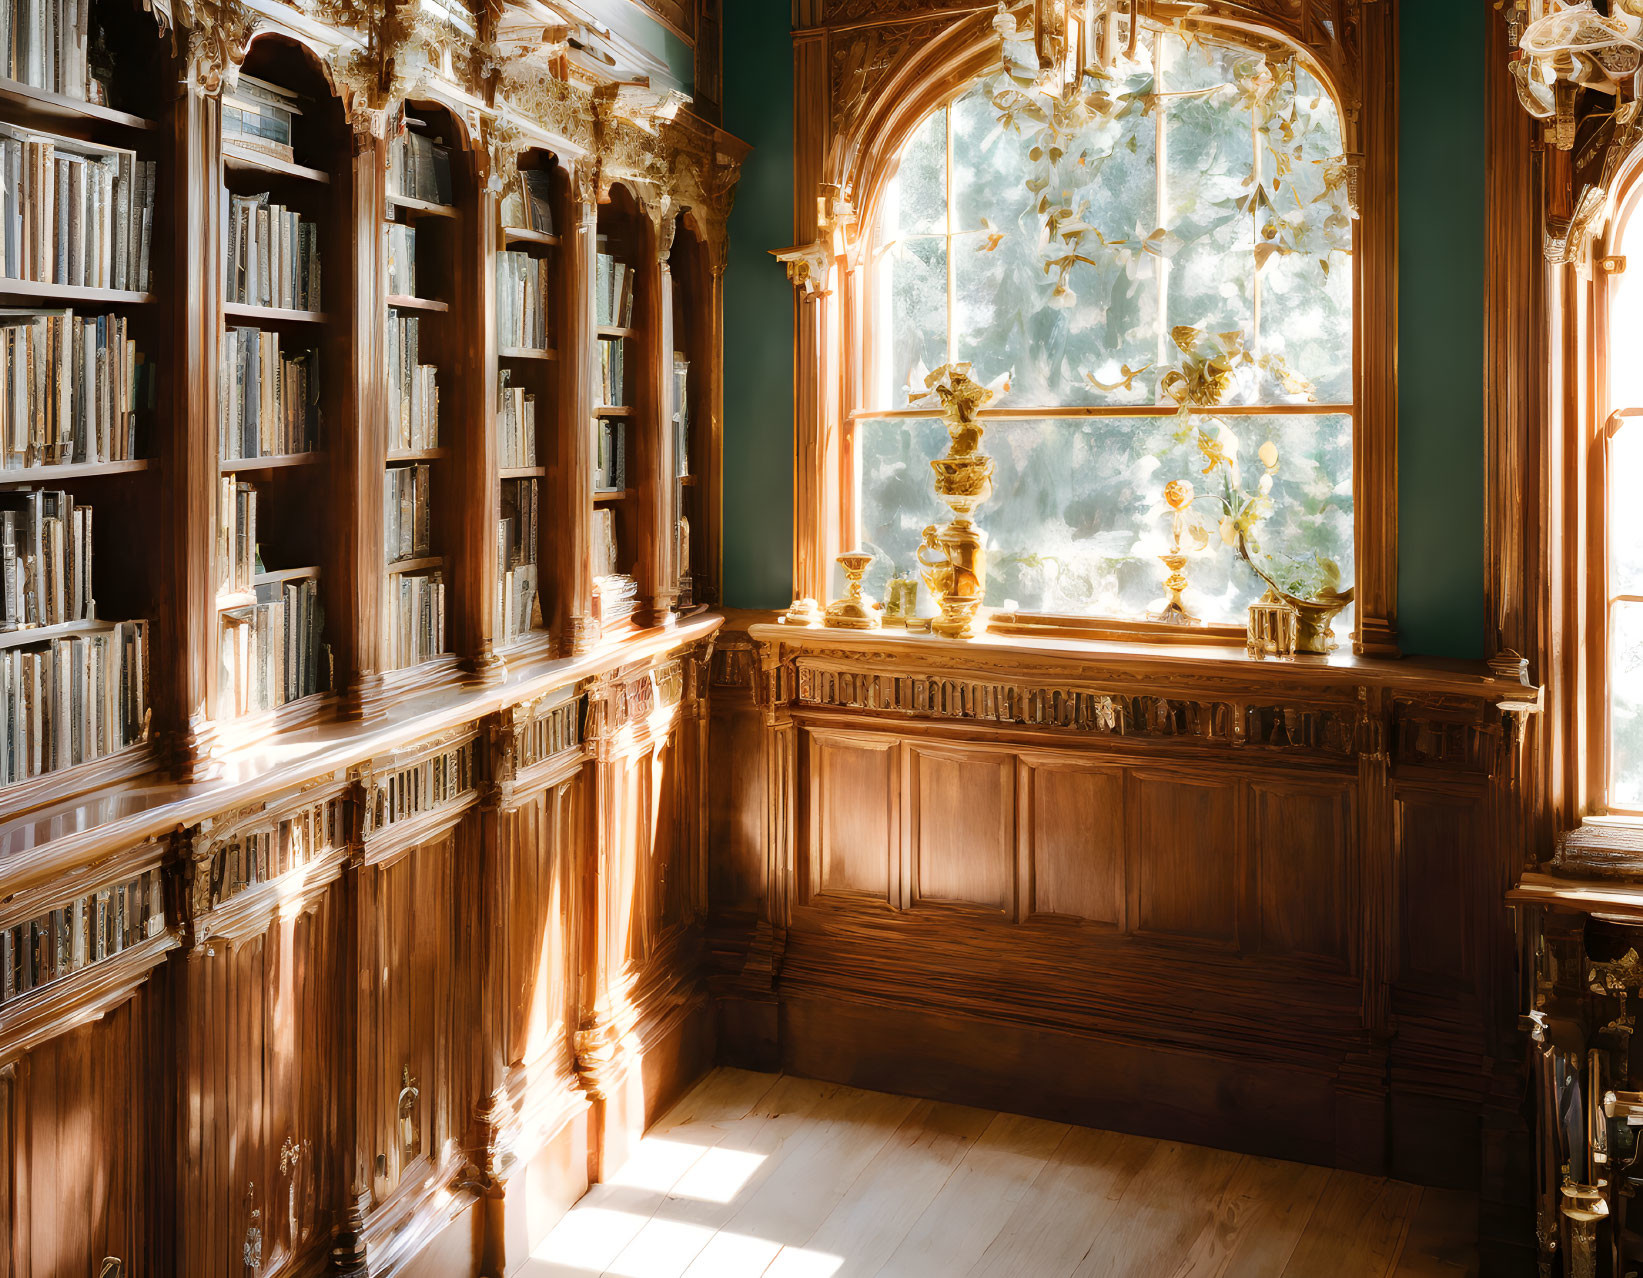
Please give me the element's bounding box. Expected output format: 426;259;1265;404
522;1069;1477;1278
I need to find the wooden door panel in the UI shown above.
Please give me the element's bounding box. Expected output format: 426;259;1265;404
1024;761;1125;925
1129;772;1240;946
908;745;1014;913
805;730;899;906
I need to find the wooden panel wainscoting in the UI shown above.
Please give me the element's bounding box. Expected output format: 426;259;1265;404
708;619;1543;1205
0;615;721;1278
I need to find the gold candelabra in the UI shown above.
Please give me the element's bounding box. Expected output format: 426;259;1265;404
912;363;999;640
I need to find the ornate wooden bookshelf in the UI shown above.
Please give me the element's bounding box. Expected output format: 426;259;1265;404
671;216;713;606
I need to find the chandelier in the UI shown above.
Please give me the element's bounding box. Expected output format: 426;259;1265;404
1029;0;1140;99
1509;0;1643;148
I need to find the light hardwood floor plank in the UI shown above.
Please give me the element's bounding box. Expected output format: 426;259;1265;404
964;1126;1157;1278
1169;1154;1331;1278
1390;1189;1480;1278
1067;1140;1244;1278
763;1098;995;1278
678;1085;920;1278
1279;1169;1421;1278
871;1110;1072;1278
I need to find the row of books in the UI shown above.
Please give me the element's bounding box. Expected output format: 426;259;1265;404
594;244;635;328
220;326;319;460
598;336;626;408
385;223;418;298
385;570;445;668
225;191;321;312
0;618;147;786
496;478;539;646
0;487;92;628
219;575;326;716
497;250;551;352
594;417;625;492
0;125;154;290
223;76;299;164
217;478;257;596
388;126;453;206
673;353;691;478
0;0;112;105
500;167;555;236
384;462;432;564
387;312;440;451
0;869;163;1008
0;309;147;467
497;370;536;468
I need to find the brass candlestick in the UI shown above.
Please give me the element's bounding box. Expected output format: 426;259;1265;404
912;363;999;640
1151;478;1204;627
823;550;881;629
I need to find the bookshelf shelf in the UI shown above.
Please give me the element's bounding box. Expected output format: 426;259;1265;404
0;280;155;305
387;294;449;313
503;227;560;247
0;459;151;485
0;617;132;651
596;326;635;339
0;76;157;133
595;405;632;417
223;302;328;326
499;466;547;480
216;591;257;611
252;565;322;587
222;142;332;185
679;473;698;486
386;448;449;463
388;193;459;220
387;555;445;576
499;346;557;362
219;452;322;475
593;489;630;503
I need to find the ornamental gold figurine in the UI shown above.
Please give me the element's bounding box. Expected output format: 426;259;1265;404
911;363;1002;640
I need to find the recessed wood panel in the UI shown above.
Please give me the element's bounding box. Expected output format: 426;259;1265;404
1395;788;1481;994
708;693;767;910
1129;772;1239;945
503;777;583;1072
909;745;1014;913
1025;761;1125;925
1252;781;1354;966
807;730;899;904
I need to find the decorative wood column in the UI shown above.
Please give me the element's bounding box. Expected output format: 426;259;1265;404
339;120;390;721
642;208;679;626
461;139;504;686
555;163;598;655
775;245;835;607
331;776;371;1278
704;234;728;605
163;75;223;779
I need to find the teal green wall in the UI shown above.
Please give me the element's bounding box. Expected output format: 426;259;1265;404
722;3;1491;659
1397;2;1486;660
722;0;795;607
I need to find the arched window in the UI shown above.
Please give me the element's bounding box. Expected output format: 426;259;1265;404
853;20;1356;629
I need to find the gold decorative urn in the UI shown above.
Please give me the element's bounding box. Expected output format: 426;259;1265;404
912;363;1000;640
823;550;882;629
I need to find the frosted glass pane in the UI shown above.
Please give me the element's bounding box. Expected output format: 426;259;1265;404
1614;422;1643;595
857;413;1353;625
883;107;948;237
1613;602;1643;809
885;237;948;401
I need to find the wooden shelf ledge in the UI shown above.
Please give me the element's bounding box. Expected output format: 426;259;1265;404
500;347;558;361
222;143;332;185
386;448;448;464
220;452;321;475
252;565;321;587
499;466;546;480
387;294;450;313
0;77;156;133
224;302;328;326
0;459;150;485
593;489;629;503
386;556;444;575
503;227;560;247
388;193;459;220
0;618;136;650
0;280;154;305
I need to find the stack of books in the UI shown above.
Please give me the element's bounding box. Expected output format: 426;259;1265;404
219;326;319;459
496;250;550;351
222;76;300;163
0;868;165;1007
386;313;439;450
388;126;452;205
0;615;146;783
216;478;257;596
594;243;634;326
386;570;445;668
673;353;690;477
219;575;325;715
0;309;148;466
0;487;94;626
384;462;432;563
597;336;625;407
501;167;554;234
497;369;535;467
0;123;155;289
593;416;625;492
496;479;538;645
225;191;321;311
0;0;116;104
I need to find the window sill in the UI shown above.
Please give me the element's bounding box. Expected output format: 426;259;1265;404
735;609;1536;704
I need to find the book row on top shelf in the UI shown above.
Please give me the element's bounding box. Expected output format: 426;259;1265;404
0;0;742;812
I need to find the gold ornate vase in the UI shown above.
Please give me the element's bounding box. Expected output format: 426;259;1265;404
823;550;882;629
912;364;999;640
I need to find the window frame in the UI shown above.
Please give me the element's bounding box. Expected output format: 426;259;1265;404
851;49;1358;638
796;3;1398;654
